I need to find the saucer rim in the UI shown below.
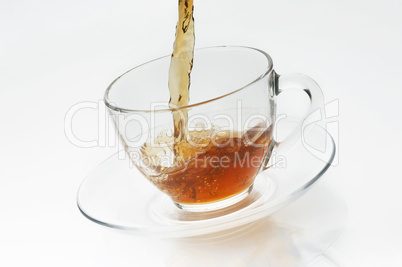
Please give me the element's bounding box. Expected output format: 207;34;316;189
77;126;335;237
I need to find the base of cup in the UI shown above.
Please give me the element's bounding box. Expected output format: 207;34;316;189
173;185;254;212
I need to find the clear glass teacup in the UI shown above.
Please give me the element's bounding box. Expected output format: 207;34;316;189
105;46;323;212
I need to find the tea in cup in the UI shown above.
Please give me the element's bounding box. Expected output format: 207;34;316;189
105;46;323;211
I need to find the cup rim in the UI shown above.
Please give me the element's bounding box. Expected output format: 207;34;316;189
104;46;273;113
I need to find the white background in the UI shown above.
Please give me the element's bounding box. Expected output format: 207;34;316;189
1;0;402;266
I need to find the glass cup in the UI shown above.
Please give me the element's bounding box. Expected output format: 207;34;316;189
105;46;323;212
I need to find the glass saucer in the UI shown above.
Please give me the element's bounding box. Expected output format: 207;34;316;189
77;122;335;238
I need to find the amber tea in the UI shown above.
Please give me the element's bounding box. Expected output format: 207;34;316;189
134;125;273;204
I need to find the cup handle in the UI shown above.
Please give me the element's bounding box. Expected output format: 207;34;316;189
264;71;325;170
